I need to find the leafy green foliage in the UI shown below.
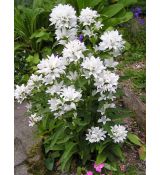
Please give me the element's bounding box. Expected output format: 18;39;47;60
127;133;142;146
14;0;56;84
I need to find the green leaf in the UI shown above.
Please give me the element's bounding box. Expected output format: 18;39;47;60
127;133;142;146
33;53;40;64
56;135;73;144
77;0;104;10
101;4;124;19
60;142;77;170
26;55;33;63
118;0;137;7
103;12;133;27
111;144;125;161
76;0;85;10
138;145;146;160
96;151;107;164
45;126;66;153
85;0;104;8
26;53;40;64
44;158;54;171
104;163;117;171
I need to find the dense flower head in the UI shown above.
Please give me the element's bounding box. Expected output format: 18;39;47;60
109;125;128;143
99;30;125;57
37;54;67;84
81;56;105;78
48;85;82;118
62;39;86;63
86;127;107;143
60;86;82;102
94;70;119;95
14;84;28;103
46;81;64;95
49;4;77;29
55;27;77;44
79;7;100;26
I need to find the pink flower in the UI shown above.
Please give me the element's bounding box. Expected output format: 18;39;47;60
86;171;93;175
94;163;105;172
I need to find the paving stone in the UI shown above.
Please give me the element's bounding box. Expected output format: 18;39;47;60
14;137;27;166
14;102;41;174
15;164;31;175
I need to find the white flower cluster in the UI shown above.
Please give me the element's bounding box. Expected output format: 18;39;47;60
81;56;105;78
14;74;43;103
109;125;128;143
98;30;125;57
49;4;77;44
47;85;82;118
14;84;28;103
15;4;128;143
81;56;119;101
37;54;67;85
79;7;100;26
86;127;107;143
79;7;103;37
29;113;43;127
62;39;86;63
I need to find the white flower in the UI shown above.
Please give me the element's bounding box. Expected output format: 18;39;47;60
94;70;119;94
62;40;86;63
55;28;77;44
46;81;64;95
94;21;103;30
29;74;43;82
37;54;67;84
98;30;125;56
79;7;99;26
82;26;95;37
97;102;115;115
67;71;78;80
29;113;43;127
27;74;43;90
25;103;32;111
81;56;105;78
49;4;77;29
60;86;82;102
109;125;128;143
14;84;27;103
104;58;118;68
86;127;107;143
48;98;63;112
98;116;111;125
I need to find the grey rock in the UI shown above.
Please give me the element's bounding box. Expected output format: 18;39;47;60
15;164;31;175
14;102;41;174
14;102;39;154
122;85;146;131
14;137;27;166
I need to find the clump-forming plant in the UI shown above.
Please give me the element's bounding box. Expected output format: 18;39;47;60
15;4;142;173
